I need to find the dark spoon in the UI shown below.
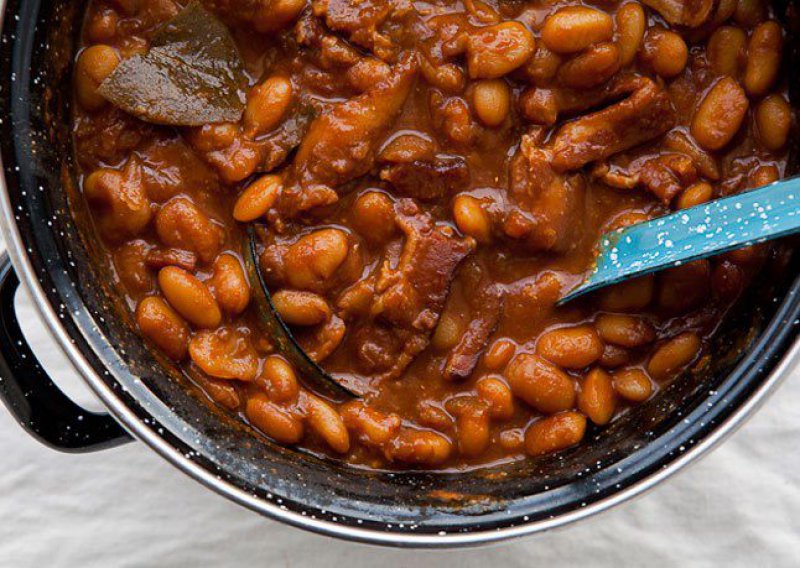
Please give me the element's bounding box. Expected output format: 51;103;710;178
245;227;359;402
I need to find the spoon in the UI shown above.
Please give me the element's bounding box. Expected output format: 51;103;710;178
559;176;800;305
244;227;360;402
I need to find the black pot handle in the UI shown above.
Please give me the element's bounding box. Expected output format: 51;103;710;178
0;252;132;452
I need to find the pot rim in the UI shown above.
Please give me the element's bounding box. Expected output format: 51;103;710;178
1;0;799;549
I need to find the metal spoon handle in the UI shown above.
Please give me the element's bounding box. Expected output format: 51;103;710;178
560;177;800;304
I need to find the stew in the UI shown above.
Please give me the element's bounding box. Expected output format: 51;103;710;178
73;0;793;469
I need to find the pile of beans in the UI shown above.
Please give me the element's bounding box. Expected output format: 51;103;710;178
72;0;792;469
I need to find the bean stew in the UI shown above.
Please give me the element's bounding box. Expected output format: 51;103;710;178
73;0;794;470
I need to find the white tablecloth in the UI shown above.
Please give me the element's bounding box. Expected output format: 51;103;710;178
1;259;798;566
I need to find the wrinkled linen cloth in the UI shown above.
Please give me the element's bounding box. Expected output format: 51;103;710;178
0;246;798;567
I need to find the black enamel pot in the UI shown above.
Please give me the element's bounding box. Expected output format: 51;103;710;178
0;0;798;548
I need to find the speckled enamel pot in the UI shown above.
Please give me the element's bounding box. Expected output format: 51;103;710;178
0;0;798;548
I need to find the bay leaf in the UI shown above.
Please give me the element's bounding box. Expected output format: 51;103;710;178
97;2;246;126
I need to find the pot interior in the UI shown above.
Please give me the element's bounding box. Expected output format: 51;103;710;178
1;0;799;538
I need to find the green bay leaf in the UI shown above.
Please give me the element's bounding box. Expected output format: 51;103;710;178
97;2;246;126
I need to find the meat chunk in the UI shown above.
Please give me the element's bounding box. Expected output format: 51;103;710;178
380;154;470;201
73;109;154;171
312;0;399;60
641;0;715;27
550;77;676;172
295;12;393;93
145;248;198;272
663;130;720;180
355;200;475;380
522;74;658;126
594;152;699;204
373;201;475;329
443;261;504;381
503;132;585;253
639;154;698;203
282;53;417;216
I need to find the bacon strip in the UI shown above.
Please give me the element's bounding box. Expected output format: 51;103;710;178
550;77;676;172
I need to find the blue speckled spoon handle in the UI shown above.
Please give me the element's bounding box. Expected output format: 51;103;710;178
559;177;800;305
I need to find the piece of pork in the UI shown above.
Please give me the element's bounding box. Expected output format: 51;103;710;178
593;152;699;204
379;153;470;201
639;153;699;203
550;77;676;172
354;199;475;380
311;0;400;60
373;200;475;330
521;73;659;126
503;131;585;253
443;260;504;381
281;53;417;217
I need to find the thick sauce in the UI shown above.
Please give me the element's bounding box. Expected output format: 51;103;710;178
73;0;792;469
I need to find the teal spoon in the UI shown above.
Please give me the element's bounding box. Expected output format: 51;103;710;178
559;177;800;305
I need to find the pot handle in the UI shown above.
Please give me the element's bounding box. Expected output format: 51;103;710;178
0;253;132;452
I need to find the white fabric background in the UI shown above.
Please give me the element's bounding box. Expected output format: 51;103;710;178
0;242;798;566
